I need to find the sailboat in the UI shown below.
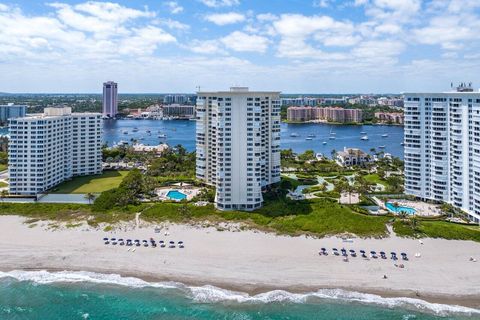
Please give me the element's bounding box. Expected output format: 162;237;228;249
329;128;336;140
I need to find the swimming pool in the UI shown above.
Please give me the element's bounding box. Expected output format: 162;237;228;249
385;202;416;215
166;190;187;201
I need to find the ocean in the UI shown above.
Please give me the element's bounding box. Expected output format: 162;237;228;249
0;271;477;320
103;120;405;158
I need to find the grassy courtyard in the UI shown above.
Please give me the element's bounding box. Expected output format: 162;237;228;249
51;171;128;194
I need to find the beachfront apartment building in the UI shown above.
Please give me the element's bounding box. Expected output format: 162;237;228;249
404;84;480;222
287;106;362;123
196;87;281;211
0;104;27;125
8;107;102;195
103;81;118;118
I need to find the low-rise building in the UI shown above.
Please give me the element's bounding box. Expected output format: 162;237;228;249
131;143;169;155
336;147;371;167
287;106;362;123
163;104;195;119
375;112;404;124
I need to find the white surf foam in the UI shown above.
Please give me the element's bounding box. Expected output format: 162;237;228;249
0;270;478;317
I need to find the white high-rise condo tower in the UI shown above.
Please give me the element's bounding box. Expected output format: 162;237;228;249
8;107;103;195
196;87;281;211
404;83;480;223
103;81;118;118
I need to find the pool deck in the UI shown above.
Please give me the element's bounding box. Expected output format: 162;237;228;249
386;200;442;217
155;187;201;201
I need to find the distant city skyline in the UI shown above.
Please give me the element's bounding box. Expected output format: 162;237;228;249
1;0;479;93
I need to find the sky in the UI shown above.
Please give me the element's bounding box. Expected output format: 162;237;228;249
0;0;479;93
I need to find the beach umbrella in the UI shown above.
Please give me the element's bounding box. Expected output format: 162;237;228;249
360;250;365;254
370;251;376;254
390;252;396;255
103;237;108;241
349;249;355;253
110;238;116;241
380;251;385;255
401;252;407;256
178;241;184;244
333;248;338;251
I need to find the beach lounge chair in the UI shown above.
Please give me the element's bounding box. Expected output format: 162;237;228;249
169;241;175;248
178;241;184;248
380;251;387;259
360;250;367;258
401;253;408;261
349;249;356;257
332;248;339;256
104;240;110;245
370;251;377;259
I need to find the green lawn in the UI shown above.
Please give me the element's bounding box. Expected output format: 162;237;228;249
0;164;7;172
393;220;480;242
0;181;7;188
51;171;129;194
364;174;388;187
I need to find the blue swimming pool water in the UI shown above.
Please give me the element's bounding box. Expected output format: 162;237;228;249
167;190;187;200
385;202;416;215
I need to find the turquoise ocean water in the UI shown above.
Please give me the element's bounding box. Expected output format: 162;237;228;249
0;271;478;320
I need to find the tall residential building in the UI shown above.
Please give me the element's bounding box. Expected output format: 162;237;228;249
196;87;281;211
0;104;27;125
404;85;480;222
8;107;102;195
103;81;118;117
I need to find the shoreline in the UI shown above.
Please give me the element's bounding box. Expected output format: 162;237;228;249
0;215;479;311
2;267;479;309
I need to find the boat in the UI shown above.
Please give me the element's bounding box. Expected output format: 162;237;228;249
146;130;151;133
122;130;128;134
307;133;316;137
360;131;366;134
379;145;385;148
381;133;388;138
400;142;405;146
306;137;313;141
290;133;299;137
158;134;167;138
329;136;336;140
322;141;327;145
132;127;139;132
361;135;369;140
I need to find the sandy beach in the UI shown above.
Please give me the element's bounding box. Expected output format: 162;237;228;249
0;215;479;308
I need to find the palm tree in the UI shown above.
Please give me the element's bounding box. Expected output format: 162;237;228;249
0;189;7;202
331;149;337;160
84;193;95;204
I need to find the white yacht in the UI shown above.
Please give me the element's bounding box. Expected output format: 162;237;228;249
361;135;369;141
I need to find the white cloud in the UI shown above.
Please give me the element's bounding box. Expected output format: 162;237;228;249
313;0;331;8
256;13;277;22
189;39;225;54
0;2;175;62
157;18;190;31
221;31;270;53
204;12;245;26
164;1;183;14
199;0;240;8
